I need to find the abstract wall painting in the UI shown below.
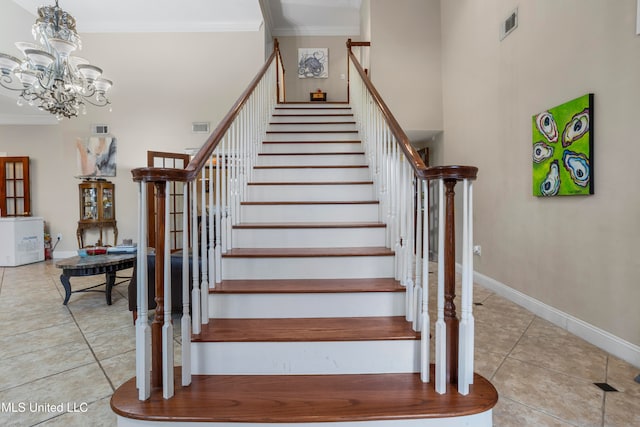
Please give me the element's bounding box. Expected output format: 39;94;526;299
76;136;117;177
532;94;593;196
298;48;328;78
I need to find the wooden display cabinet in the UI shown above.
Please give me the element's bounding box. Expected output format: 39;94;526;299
77;180;117;248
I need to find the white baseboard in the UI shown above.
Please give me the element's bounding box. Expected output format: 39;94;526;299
458;264;640;369
53;250;77;259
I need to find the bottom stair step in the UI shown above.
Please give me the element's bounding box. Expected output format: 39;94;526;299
112;369;498;426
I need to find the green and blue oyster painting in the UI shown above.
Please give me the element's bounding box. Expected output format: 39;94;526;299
532;94;593;196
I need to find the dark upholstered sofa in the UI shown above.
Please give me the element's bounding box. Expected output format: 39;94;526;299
128;250;197;320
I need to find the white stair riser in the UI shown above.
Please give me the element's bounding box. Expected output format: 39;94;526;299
117;413;494;427
262;142;363;154
192;340;419;375
247;184;374;202
268;123;356;132
222;256;394;280
274;108;352;115
241;203;380;222
233;227;385;248
258;153;366;166
265;132;359;142
208;292;405;318
253;167;370;182
271;115;354;123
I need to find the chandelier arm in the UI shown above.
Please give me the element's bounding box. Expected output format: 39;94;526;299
0;75;25;92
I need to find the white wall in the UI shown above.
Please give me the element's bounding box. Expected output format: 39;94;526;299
440;0;640;348
369;0;443;135
0;29;264;254
278;36;356;102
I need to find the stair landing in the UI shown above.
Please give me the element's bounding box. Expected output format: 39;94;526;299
111;368;497;426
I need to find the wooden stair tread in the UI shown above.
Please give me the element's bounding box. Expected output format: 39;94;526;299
233;222;385;229
211;278;404;294
112;369;498;423
266;130;358;134
254;164;369;169
272;113;354;117
223;247;394;258
192;316;419;342
270;121;356;125
248;181;373;185
263;139;360;143
258;151;363;156
241;200;379;205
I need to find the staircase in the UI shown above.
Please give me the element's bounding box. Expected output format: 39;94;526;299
112;103;497;426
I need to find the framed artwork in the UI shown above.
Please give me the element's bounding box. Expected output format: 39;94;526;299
298;48;328;78
76;136;117;177
532;94;593;196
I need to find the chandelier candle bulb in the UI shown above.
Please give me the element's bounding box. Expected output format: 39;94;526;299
0;0;112;119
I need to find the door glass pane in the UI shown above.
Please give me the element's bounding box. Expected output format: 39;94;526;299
16;180;24;197
6;199;14;215
16;198;24;214
6;181;14;197
14;162;23;179
5;165;13;179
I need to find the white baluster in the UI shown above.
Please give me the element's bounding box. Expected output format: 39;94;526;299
200;168;209;325
420;180;431;382
458;179;475;395
181;182;191;387
162;189;174;399
215;145;222;283
208;155;215;289
136;182;150;400
414;177;423;332
435;178;446;394
191;179;201;335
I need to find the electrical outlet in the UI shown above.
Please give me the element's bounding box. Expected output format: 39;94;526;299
57;233;62;241
473;245;481;256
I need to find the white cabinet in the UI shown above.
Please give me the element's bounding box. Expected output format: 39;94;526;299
0;217;44;266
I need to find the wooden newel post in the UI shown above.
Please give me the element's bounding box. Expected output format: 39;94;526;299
151;181;166;388
443;178;459;385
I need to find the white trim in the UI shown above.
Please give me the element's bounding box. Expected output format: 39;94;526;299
0;114;59;125
117;410;492;427
460;264;640;368
81;21;264;33
271;25;360;37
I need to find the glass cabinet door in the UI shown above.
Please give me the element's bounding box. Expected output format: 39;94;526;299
81;187;98;220
102;186;114;219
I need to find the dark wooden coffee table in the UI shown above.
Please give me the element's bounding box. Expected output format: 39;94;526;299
55;253;136;305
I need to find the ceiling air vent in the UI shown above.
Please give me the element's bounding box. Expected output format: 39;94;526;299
92;124;110;135
500;8;518;41
192;122;210;133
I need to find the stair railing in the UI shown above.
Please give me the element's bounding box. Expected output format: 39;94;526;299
131;40;283;400
347;39;477;395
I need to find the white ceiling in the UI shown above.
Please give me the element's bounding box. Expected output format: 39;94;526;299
265;0;361;36
0;0;362;124
11;0;265;33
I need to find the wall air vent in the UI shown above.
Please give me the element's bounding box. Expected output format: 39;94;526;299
192;122;210;133
92;124;109;135
500;8;518;41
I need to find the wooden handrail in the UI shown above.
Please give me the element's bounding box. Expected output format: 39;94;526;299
347;40;478;184
131;44;280;184
347;40;426;179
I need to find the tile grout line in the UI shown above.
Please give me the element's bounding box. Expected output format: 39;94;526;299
48;265;120;394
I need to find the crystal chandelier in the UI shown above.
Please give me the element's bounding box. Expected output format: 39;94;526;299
0;1;112;119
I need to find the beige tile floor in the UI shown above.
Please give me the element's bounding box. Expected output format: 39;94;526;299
1;260;639;426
